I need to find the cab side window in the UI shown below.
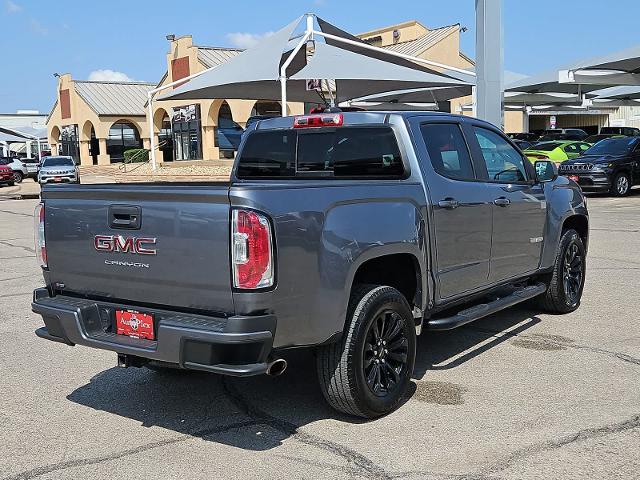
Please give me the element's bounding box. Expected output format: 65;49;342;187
473;127;528;183
420;123;475;181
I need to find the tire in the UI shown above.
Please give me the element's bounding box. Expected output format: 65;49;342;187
317;284;416;418
536;229;586;314
13;171;23;183
8;181;14;187
610;172;631;197
33;176;39;182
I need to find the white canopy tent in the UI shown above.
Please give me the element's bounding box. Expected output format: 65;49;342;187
152;14;473;170
558;45;640;88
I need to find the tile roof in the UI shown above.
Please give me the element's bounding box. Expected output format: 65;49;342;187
382;24;459;57
197;46;243;69
74;81;155;116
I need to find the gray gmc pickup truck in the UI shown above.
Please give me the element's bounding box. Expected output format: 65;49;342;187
32;111;588;418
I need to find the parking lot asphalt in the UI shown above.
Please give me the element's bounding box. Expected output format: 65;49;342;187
0;193;639;480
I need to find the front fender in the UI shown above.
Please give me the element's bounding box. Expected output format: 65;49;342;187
540;178;588;269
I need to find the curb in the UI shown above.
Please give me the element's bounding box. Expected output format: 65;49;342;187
0;193;40;201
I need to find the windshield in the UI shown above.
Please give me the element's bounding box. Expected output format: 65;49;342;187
43;157;75;167
530;142;562;152
584;137;639;156
0;159;10;165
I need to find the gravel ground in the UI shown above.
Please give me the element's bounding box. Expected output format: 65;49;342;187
0;191;639;480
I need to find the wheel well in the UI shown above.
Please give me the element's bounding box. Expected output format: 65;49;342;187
562;215;588;250
352;254;420;308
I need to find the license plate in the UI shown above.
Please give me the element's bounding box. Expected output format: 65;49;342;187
116;309;155;340
567;175;579;182
54;177;62;182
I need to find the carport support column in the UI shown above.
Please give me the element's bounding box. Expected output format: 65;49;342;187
475;0;504;127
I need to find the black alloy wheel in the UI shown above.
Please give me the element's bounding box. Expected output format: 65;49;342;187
562;239;584;308
363;310;409;397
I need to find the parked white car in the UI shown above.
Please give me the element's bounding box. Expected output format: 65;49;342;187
0;157;28;183
37;156;79;184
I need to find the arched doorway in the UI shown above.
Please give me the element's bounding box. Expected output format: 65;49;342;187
215;101;243;158
82;120;99;165
59;125;80;164
107;120;142;163
172;105;202;161
154;108;173;162
251;101;281;116
49;126;61;156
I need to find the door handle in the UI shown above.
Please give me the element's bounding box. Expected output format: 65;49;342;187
493;197;511;207
109;205;141;229
438;198;460;209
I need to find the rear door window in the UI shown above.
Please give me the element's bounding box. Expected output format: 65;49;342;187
237;126;404;178
420;123;475;181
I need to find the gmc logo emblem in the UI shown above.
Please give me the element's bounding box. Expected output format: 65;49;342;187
94;235;157;255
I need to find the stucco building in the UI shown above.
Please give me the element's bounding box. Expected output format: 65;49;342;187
47;37;303;166
46;19;484;166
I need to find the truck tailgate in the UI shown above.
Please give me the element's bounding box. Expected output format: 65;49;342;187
42;183;233;314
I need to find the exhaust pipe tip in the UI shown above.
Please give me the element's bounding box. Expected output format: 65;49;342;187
266;358;287;377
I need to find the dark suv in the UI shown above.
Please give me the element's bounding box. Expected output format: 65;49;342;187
559;136;640;196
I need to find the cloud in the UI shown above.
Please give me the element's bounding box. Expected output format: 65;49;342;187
30;18;48;35
313;0;327;6
4;0;21;13
88;69;135;82
225;31;274;49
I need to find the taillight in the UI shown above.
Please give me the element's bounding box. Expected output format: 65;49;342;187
294;113;343;128
34;202;47;268
232;209;273;289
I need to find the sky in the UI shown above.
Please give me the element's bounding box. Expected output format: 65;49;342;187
2;0;639;113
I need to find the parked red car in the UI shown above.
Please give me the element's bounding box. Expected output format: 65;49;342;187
0;164;15;186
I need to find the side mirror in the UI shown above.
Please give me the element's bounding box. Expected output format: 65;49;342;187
534;160;558;182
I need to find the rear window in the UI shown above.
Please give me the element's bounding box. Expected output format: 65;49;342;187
236;126;404;179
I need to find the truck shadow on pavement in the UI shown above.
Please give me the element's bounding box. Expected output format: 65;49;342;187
66;306;543;451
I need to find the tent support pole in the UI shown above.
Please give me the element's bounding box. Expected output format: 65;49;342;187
280;76;287;116
279;15;314;117
148;92;156;171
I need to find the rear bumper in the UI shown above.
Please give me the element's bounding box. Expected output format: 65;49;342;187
32;288;276;376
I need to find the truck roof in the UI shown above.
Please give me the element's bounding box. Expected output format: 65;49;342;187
253;110;477;130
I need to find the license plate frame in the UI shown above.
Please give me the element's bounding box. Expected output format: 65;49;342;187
115;309;155;340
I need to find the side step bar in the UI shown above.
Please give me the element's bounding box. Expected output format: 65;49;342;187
427;283;546;331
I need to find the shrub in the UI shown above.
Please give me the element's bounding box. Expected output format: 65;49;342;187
123;148;149;163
